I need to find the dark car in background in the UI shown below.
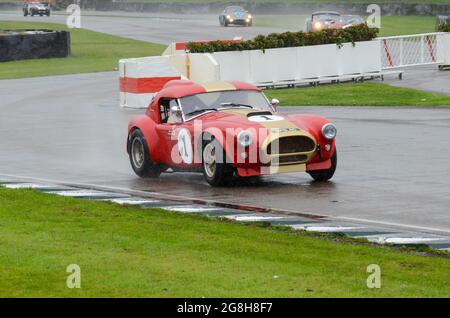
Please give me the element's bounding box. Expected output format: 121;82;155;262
23;2;51;17
219;6;253;27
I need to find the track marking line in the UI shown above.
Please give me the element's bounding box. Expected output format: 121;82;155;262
291;225;363;232
1;173;450;236
365;237;446;244
47;190;128;199
162;206;222;213
225;215;285;222
1;182;66;190
102;198;160;205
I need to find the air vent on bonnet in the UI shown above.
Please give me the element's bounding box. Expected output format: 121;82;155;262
247;111;272;117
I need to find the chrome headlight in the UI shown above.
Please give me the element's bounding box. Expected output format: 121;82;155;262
237;130;253;147
322;123;337;140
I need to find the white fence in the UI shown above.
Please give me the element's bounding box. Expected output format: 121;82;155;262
119;32;450;108
210;40;381;85
380;32;450;69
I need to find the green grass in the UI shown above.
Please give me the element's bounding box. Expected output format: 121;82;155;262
379;16;436;36
0;21;165;80
0;187;449;297
265;82;450;106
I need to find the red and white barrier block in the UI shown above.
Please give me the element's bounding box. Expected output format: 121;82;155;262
119;56;183;108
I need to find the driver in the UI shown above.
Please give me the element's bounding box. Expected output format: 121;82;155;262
167;103;183;124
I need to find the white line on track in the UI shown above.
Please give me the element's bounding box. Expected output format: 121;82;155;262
162;206;222;213
102;198;160;205
1;172;450;236
225;215;285;222
291;225;363;232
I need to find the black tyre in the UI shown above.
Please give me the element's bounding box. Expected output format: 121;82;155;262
202;139;234;186
308;148;337;182
128;129;163;178
23;10;28;17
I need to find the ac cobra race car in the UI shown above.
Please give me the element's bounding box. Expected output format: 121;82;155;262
127;81;337;186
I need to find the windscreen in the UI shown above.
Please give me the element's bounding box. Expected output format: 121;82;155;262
180;90;272;120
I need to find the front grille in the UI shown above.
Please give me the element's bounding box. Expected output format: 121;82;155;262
270;154;308;165
267;136;315;155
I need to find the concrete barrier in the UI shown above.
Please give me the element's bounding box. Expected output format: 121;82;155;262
119;56;184;108
439;33;450;65
211;40;381;84
118;40;381;108
0;30;70;62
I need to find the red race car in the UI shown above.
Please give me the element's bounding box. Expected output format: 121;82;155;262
127;80;337;186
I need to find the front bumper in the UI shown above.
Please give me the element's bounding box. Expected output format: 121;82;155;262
234;130;332;177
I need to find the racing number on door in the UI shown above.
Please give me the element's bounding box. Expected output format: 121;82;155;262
177;129;193;164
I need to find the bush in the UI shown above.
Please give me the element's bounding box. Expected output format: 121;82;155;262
186;24;379;53
438;22;450;32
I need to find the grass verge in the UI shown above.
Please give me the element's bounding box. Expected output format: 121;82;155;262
265;82;450;106
0;21;165;80
0;187;449;297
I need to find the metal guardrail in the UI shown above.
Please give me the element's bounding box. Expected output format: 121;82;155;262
379;32;446;69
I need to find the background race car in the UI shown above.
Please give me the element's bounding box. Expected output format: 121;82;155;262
306;11;340;32
23;1;51;17
219;6;253;27
327;15;366;29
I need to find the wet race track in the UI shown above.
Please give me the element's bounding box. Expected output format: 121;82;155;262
0;10;450;240
1;72;450;237
0;11;296;44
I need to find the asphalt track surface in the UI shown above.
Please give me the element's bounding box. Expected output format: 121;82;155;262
1;72;450;237
0;11;293;44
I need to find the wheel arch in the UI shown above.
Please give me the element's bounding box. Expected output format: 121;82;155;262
127;116;159;157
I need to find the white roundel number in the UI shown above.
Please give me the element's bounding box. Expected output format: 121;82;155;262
177;129;193;164
248;115;284;123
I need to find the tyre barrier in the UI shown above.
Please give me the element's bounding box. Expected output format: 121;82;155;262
0;29;70;62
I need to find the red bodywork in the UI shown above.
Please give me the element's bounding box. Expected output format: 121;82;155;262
127;80;336;177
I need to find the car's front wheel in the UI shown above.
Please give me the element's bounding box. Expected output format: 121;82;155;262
202;139;233;186
308;149;337;182
129;129;163;178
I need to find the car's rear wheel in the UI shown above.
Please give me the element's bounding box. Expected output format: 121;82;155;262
308;149;337;182
202;139;233;186
129;129;163;178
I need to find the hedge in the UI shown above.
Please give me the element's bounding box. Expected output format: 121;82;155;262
186;24;379;53
438;22;450;32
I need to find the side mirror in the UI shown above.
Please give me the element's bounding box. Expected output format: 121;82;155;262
271;98;280;106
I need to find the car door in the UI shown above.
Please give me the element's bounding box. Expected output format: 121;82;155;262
155;98;191;167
